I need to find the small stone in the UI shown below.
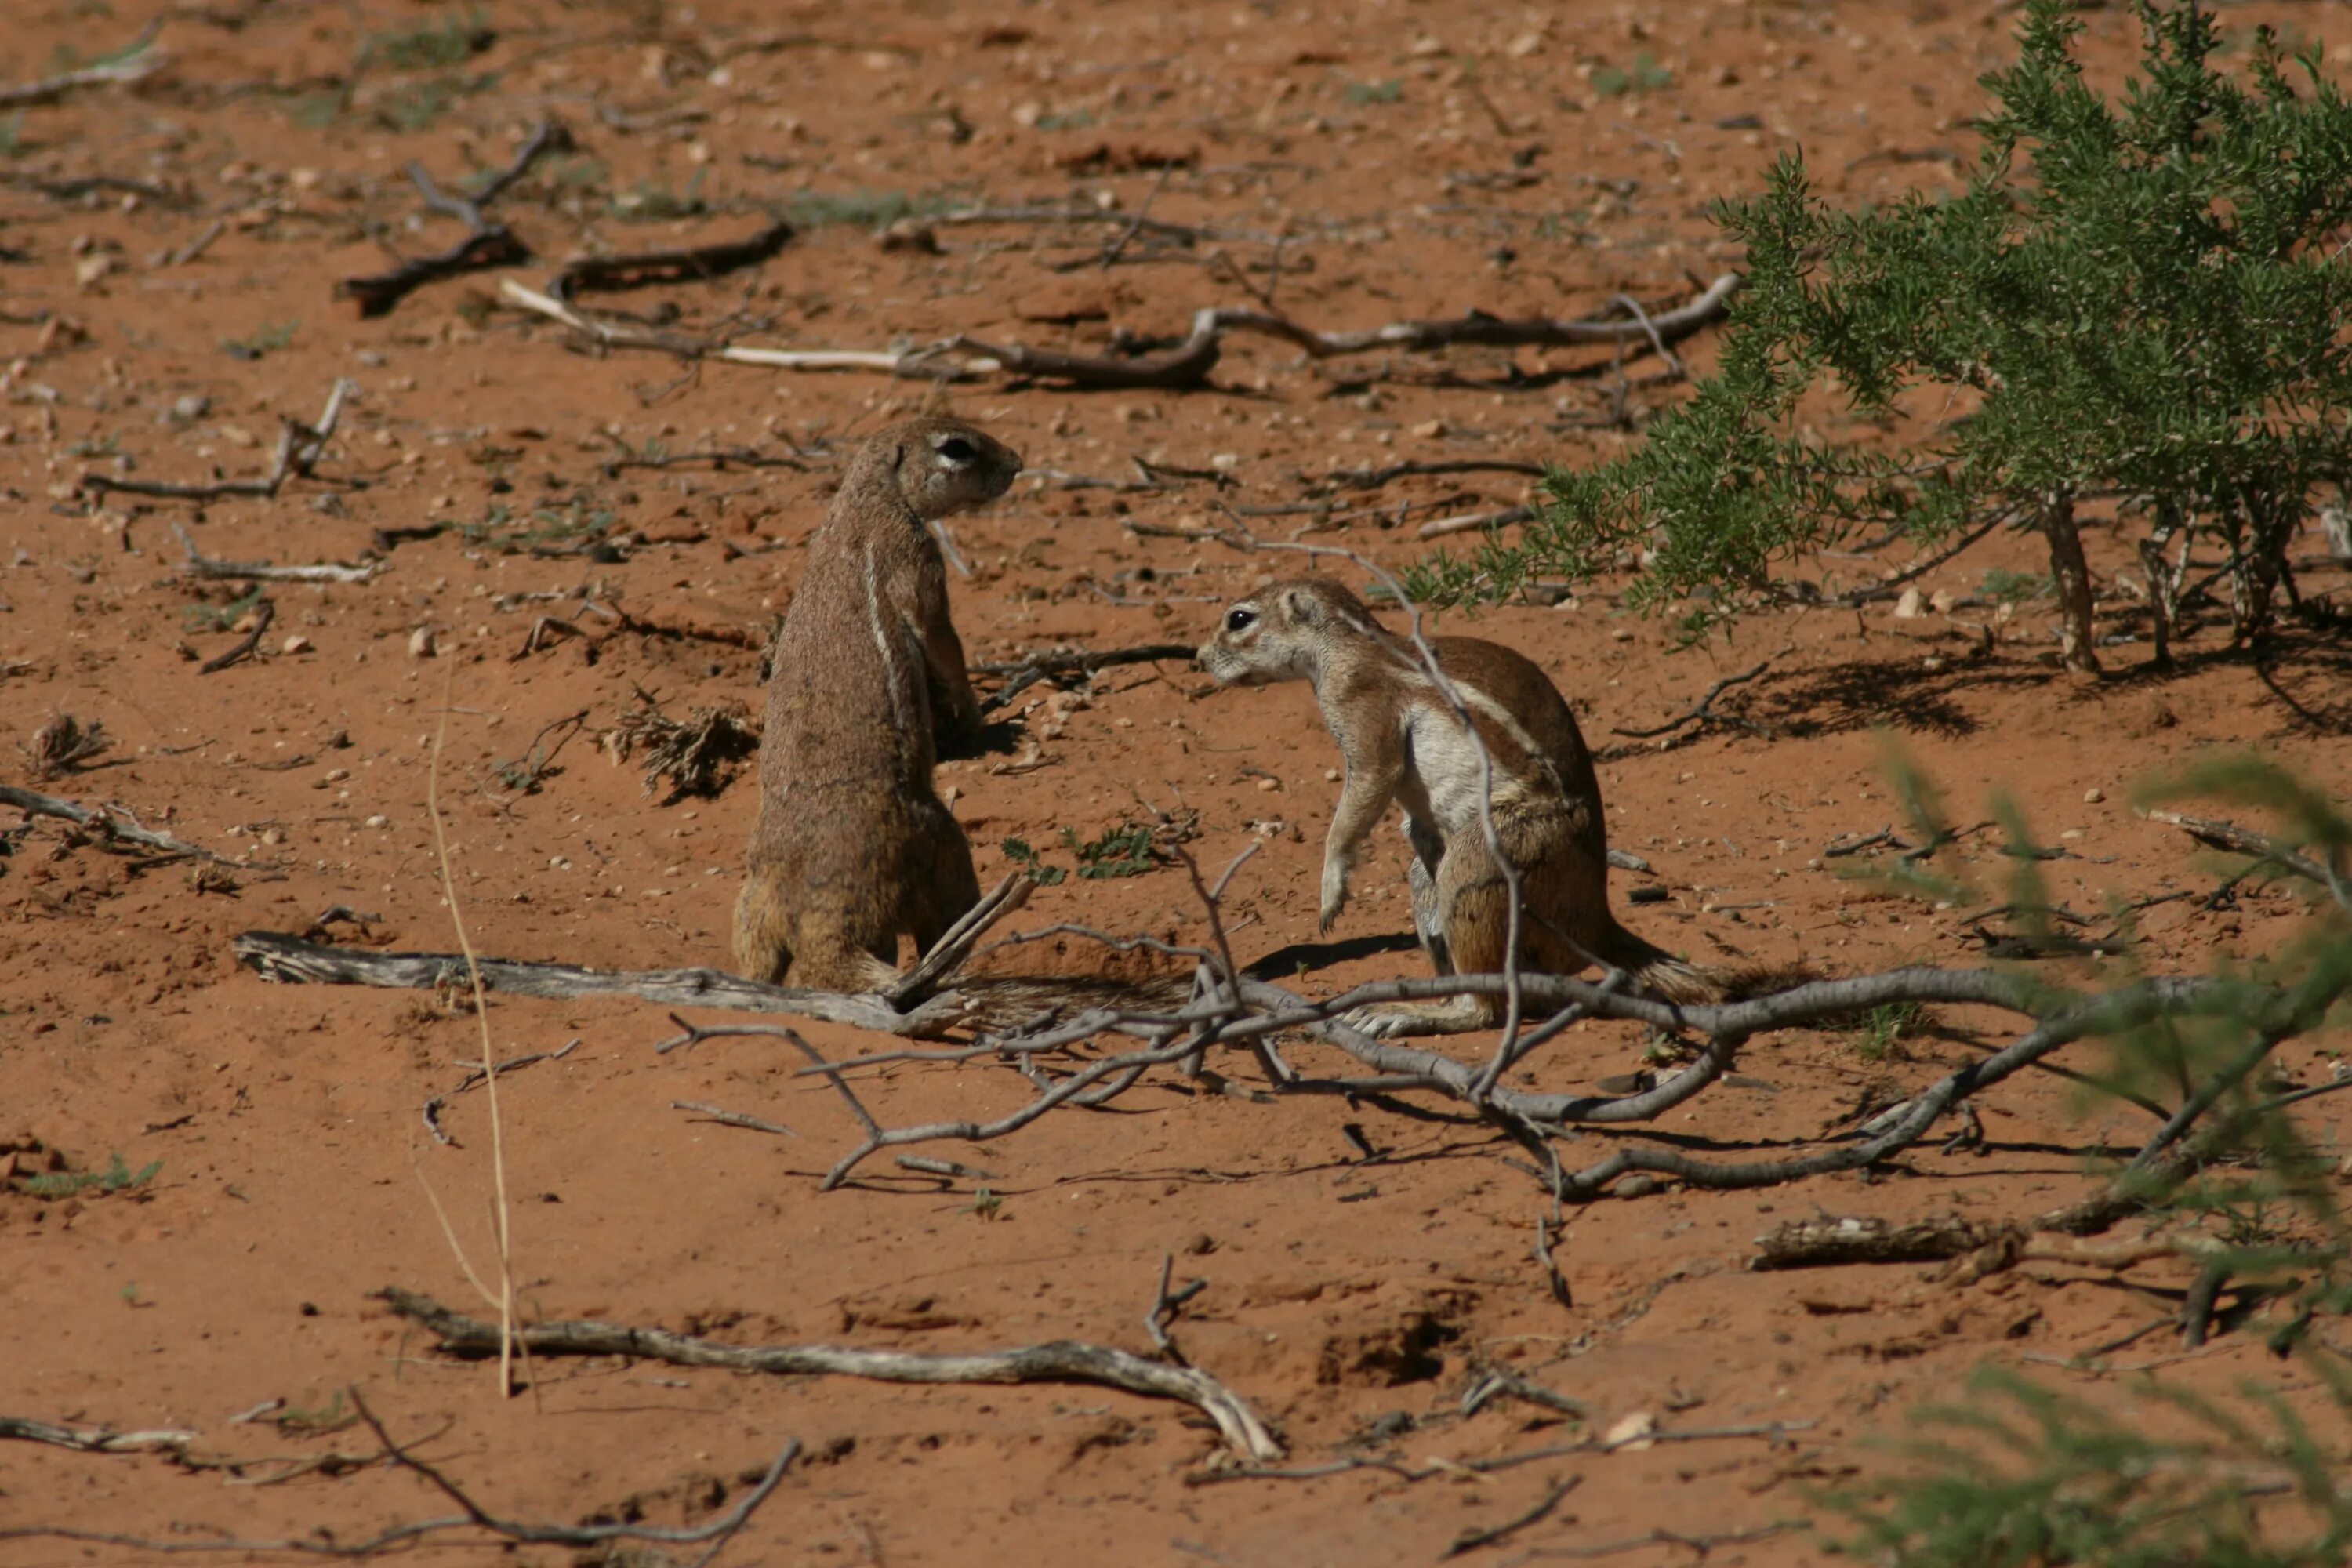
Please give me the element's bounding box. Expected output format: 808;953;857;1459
1324;768;1341;782
2083;787;2104;804
324;768;350;783
1893;586;1924;619
408;626;437;659
1410;418;1448;439
1255;776;1281;792
281;634;312;655
364;815;389;829
1507;31;1544;57
1929;588;1956;614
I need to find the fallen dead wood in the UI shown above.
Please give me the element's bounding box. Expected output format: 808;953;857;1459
498;274;1743;389
174;522;382;584
551;220;796;300
978;641;1199;711
375;1286;1282;1462
2144;808;2339;890
197;597;274;674
1751;1212;2233;1276
336;122;572;317
0;26;162;108
81;379;354;503
0;1416;194;1455
1417;503;1535;540
231;929;971;1036
0;1392;798;1560
2;784;248;866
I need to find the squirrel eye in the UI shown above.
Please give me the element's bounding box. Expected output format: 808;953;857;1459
1225;607;1256;633
936;435;978;464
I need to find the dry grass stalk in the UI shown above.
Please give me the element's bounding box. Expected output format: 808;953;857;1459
19;713;111;779
602;688;761;799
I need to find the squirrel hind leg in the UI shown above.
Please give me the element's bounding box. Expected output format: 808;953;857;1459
1343;993;1497;1039
731;873;795;984
902;804;982;954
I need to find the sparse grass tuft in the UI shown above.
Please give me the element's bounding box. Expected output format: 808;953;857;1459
602;691;761;800
19;712;111;779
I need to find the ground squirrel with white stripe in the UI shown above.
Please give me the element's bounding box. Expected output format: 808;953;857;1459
1200;576;1780;1036
734;417;1019;990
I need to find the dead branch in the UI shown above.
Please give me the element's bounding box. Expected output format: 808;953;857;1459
196;598;273;674
1417;504;1535;541
174;521;382;584
2;784;245;865
1446;1476;1580;1559
1327;458;1548;492
978;641;1199;711
81;379;354;503
232;929;971;1036
0;1416;194;1455
0;26;163;107
2;1396;800;1559
503;274;1742;388
551;220;795;300
1191;1420;1812;1486
336;122;572;317
2144;808;2338;891
374;1286;1282;1462
883;873;1036;1010
673;1101;798;1136
1611;657;1779;741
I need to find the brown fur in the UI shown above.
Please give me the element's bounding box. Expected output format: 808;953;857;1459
733;417;1020;991
1200;577;1789;1036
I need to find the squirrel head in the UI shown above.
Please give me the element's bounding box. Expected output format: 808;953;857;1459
855;417;1024;521
1197;577;1381;687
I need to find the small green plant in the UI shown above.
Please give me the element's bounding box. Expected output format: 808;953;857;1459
1822;750;2352;1565
65;433;118;459
1000;837;1067;886
461;499;619;554
782;187;952;231
372;77;460;132
611;169;708;224
1344;78;1404;106
1415;1;2352;670
16;1152;162;1199
968;1185;1003;1220
220;319;298;361
1062;822;1158;880
1849;1000;1929;1063
183;585;265;633
1590;50;1672;96
357;8;495;73
1977;568;2053;606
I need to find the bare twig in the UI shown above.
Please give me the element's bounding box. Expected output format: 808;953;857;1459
0;1416;194;1455
1446;1476;1580;1558
1417;504;1537;541
196;599;273;674
234;929;971;1035
82;379;354;502
0;25;162;107
499;274;1742;387
375;1287;1282;1461
551;220;795;300
337;122;572;317
672;1101;798;1137
1611;658;1778;741
978;642;1199;713
175;522;382;584
2;784;245;865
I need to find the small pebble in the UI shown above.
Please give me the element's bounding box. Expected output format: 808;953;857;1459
281;634;312;655
1255;776;1281;792
364;815;388;829
407;626;437;659
2083;786;2104;804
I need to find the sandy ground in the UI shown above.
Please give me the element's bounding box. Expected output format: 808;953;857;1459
3;0;2350;1563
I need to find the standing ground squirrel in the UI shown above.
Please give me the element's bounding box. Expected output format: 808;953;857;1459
733;416;1021;991
1200;577;1780;1036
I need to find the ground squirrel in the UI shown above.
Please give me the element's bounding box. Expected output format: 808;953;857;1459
733;416;1020;991
1200;576;1766;1036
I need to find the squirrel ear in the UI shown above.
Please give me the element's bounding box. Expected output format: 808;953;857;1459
1279;587;1319;626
